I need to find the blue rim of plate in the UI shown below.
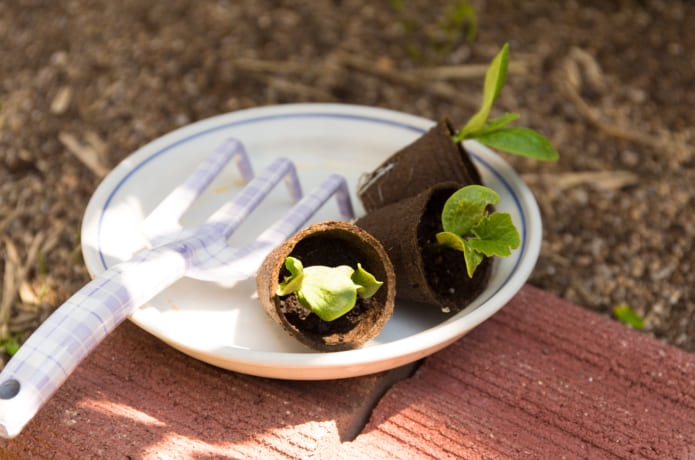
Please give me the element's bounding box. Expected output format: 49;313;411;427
96;111;526;309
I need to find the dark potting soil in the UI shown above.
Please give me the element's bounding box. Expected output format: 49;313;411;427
278;294;374;338
417;187;492;310
276;234;382;338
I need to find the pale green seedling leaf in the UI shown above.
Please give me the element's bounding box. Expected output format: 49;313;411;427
434;231;467;252
613;304;644;330
456;42;509;139
277;256;305;296
352;263;383;299
434;232;483;278
297;265;358;322
475;112;520;136
434;185;521;278
438;0;478;44
449;43;559;163
0;334;21;356
277;258;384;322
462;239;484;278
441;185;500;236
473;126;559;161
469;212;521;257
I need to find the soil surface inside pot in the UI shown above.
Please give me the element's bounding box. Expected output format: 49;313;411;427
278;293;375;339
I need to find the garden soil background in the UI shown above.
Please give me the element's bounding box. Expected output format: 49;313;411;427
1;0;694;367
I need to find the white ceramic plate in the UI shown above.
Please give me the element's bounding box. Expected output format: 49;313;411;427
81;103;541;380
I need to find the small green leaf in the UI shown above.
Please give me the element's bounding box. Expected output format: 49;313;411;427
441;185;500;236
297;265;358;322
449;43;559;163
432;185;521;278
434;231;466;251
476;112;520;136
276;258;383;322
457;43;509;139
352;263;383;299
462;239;484;278
277;257;305;296
432;232;483;278
442;0;477;42
613;304;644;330
473;126;559;161
6;340;20;356
469;212;521;257
1;334;21;356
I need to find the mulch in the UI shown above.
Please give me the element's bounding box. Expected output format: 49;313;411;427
1;0;694;367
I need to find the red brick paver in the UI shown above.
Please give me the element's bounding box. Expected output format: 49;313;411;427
2;285;695;459
338;285;695;459
0;321;414;459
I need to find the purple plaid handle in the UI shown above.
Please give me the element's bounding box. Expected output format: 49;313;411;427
0;139;355;438
0;246;187;438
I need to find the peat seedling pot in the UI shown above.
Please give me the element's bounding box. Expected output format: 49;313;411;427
256;221;396;351
356;182;493;313
357;117;483;213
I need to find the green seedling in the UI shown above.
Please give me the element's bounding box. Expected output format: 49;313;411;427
277;257;383;322
613;304;644;330
0;333;22;356
440;0;477;44
390;0;477;62
429;185;520;277
451;43;559;161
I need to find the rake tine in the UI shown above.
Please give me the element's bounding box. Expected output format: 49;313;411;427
256;174;354;246
184;174;355;285
204;157;303;239
144;138;254;239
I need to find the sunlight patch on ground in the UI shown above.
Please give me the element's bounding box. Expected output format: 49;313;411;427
78;400;166;427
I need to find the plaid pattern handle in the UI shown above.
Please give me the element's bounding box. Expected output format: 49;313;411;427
0;246;187;438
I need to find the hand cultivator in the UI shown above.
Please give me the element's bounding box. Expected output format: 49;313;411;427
0;139;354;438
